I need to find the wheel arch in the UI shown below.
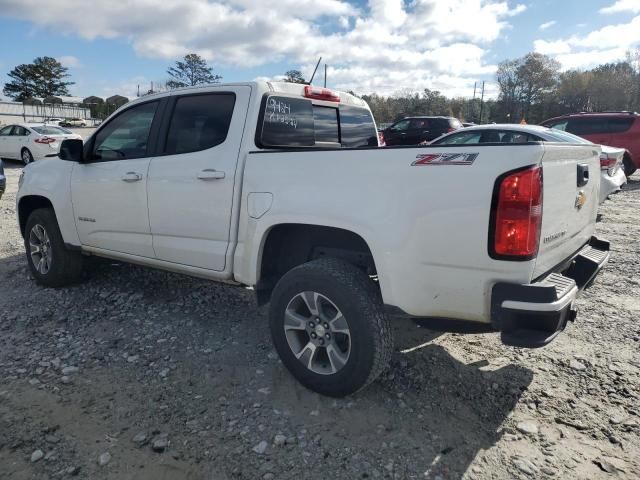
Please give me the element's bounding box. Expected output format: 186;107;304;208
18;195;55;238
254;223;378;305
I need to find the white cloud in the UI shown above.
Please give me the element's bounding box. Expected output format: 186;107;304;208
57;55;81;68
539;20;556;30
533;39;570;55
533;15;640;70
0;0;527;97
600;0;640;14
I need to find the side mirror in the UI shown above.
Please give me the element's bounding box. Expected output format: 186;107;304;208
59;139;84;162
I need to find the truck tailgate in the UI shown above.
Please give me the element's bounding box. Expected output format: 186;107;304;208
533;143;601;278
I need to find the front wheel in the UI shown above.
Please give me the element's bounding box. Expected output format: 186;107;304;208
269;258;393;397
24;208;84;287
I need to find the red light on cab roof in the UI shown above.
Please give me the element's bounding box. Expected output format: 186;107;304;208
304;86;340;103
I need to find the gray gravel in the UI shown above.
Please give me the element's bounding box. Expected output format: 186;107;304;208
0;160;639;479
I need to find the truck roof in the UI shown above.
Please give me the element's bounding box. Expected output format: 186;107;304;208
128;81;368;108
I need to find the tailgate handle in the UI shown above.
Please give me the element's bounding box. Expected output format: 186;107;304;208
577;163;589;187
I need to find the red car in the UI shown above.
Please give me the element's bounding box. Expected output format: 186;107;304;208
541;112;640;177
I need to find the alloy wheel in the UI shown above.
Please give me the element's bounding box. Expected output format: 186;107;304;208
283;291;351;375
29;224;52;274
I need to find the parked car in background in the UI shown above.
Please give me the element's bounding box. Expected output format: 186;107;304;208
0;123;82;164
44;117;64;125
380;116;462;145
60;118;87;127
431;124;626;203
541;112;640;177
0;159;5;200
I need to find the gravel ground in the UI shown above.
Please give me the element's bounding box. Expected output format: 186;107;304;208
0;161;639;480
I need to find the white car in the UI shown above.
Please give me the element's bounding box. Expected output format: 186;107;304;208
431;124;627;204
60;118;87;127
16;82;609;396
0;123;82;164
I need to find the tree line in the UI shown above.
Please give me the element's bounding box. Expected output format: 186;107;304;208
4;51;639;125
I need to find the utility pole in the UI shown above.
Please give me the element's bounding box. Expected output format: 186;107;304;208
479;81;485;124
472;82;477;122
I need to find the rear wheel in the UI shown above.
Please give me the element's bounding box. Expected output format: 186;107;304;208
21;148;34;165
623;156;637;177
269;258;393;397
24;208;83;287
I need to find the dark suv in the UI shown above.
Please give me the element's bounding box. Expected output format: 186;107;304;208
541;112;640;176
381;116;462;146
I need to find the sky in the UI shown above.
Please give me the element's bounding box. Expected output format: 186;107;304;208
0;0;639;101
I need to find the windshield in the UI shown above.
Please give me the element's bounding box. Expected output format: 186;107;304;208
32;126;74;135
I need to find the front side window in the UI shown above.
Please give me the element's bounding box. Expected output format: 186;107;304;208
91;101;158;161
567;118;607;135
389;120;410;132
165;93;235;155
409;119;429;129
547;120;568;131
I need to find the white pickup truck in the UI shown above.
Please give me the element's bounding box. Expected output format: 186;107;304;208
17;81;609;397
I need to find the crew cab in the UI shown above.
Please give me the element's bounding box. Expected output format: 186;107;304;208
17;82;609;397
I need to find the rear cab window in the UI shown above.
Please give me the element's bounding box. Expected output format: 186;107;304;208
258;94;377;149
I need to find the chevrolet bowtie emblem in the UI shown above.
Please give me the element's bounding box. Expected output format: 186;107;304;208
575;190;587;209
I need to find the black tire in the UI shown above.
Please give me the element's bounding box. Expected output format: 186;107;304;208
21;148;34;165
24;208;83;287
269;258;393;397
623;156;637;177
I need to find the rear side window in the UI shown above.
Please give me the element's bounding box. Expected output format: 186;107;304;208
165;93;235;154
340;105;378;147
566;117;634;135
607;117;634;133
313;106;339;143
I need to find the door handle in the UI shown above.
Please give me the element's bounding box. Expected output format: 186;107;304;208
197;169;225;180
577;163;589;187
121;172;143;182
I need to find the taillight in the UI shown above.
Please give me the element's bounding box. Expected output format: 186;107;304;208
35;137;55;144
303;86;340;102
490;165;543;259
447;127;456;133
599;153;616;170
378;131;385;146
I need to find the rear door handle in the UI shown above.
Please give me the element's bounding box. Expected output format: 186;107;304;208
197;169;225;180
577;163;589;187
121;172;143;182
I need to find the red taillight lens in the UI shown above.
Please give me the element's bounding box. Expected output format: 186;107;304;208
35;137;55;144
447;127;456;133
303;85;340;102
492;166;543;259
599;153;616;170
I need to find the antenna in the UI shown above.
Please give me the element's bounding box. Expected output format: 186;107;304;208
324;64;327;88
308;57;322;85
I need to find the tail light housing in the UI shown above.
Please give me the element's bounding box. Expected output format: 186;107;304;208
447;127;456;133
490;165;543;260
377;131;385;146
599;153;617;172
303;86;340;102
35;137;56;144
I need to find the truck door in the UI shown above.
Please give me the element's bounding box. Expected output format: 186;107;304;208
147;86;251;271
71;100;161;258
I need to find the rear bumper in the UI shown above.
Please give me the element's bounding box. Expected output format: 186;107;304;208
491;236;609;348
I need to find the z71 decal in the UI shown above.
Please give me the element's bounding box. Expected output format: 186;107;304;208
412;153;478;166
